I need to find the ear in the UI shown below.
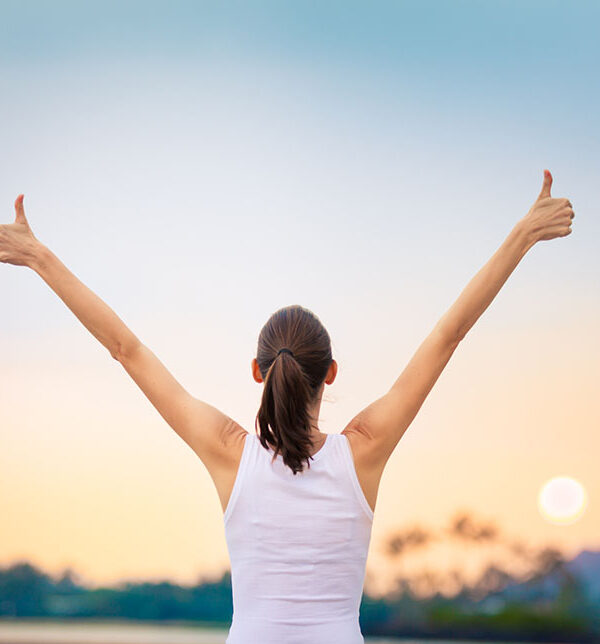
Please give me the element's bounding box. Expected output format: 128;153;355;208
251;358;263;383
325;359;338;385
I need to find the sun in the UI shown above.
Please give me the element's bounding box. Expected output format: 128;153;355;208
538;476;587;525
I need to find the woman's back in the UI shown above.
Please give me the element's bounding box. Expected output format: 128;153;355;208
224;431;374;644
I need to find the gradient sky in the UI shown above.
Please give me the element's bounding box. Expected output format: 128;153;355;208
1;1;598;595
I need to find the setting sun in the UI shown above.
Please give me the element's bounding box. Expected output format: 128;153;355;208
538;476;588;525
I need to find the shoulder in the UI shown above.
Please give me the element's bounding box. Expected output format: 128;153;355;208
206;422;250;515
340;422;386;516
203;420;250;474
341;419;388;473
223;422;251;459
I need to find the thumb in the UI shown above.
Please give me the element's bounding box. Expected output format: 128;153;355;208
14;194;28;225
538;169;552;200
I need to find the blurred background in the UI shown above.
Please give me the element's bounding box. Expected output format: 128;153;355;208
1;0;598;641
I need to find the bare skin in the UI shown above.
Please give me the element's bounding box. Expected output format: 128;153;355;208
1;170;574;516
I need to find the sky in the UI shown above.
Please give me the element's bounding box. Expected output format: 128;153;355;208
1;1;598;595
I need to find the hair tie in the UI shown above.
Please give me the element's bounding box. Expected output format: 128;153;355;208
277;348;294;358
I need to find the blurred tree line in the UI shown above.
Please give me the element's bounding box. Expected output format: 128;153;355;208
1;511;598;642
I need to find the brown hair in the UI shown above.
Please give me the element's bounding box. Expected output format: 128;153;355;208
255;304;333;475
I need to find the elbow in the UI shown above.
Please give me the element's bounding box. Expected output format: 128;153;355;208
110;340;141;362
451;326;465;345
436;322;463;348
109;343;123;361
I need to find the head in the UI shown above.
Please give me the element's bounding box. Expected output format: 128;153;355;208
252;304;337;475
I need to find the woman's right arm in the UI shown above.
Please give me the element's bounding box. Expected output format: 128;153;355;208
346;170;575;465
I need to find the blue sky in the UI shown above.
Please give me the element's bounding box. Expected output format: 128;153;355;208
2;1;598;325
1;1;598;587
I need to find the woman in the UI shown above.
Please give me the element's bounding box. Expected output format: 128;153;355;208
0;170;574;643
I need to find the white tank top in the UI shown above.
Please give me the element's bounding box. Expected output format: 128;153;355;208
223;431;374;644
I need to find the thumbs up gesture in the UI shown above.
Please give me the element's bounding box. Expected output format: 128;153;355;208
0;194;43;267
521;170;575;242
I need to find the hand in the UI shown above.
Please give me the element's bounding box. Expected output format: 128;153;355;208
0;194;43;267
520;170;575;243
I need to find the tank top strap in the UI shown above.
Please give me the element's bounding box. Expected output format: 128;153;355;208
223;432;254;525
334;433;375;522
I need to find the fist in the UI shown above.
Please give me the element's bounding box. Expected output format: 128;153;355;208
521;170;575;243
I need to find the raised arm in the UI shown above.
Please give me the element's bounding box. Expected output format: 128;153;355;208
0;196;242;474
346;170;575;467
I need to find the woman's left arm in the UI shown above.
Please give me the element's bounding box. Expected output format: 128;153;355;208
1;195;241;469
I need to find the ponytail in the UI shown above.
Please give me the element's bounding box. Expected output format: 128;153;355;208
254;305;333;475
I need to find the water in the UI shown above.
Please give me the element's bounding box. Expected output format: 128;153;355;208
0;620;505;644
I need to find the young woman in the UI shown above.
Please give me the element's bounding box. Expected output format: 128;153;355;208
1;170;574;643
